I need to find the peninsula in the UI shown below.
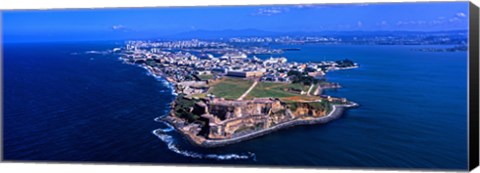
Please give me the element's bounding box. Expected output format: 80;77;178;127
117;39;359;147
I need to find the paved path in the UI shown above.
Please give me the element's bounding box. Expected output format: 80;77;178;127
237;80;258;100
313;85;322;96
306;84;315;96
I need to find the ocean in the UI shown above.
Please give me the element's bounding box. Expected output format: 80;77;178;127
3;41;468;170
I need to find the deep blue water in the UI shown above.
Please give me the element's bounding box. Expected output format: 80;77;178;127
3;42;468;170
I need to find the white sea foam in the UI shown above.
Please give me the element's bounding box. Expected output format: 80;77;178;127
85;50;103;54
155;121;175;133
158;89;168;93
155;78;176;96
133;64;177;97
152;129;256;161
85;50;111;55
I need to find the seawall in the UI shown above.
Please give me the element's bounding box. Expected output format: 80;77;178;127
163;102;358;148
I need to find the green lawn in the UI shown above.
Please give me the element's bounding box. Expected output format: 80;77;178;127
285;101;331;113
207;78;253;100
245;82;310;99
190;93;208;99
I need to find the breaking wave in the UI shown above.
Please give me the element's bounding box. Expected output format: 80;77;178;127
85;50;111;55
152;120;256;161
152;130;256;161
156;78;177;96
154;121;175;133
143;70;176;96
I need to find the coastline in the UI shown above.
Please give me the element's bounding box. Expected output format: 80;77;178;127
162;102;358;148
126;58;359;148
326;65;359;72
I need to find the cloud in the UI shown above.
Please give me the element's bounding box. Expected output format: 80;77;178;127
252;7;289;16
253;4;321;16
357;21;363;27
253;4;370;16
449;17;460;22
396;12;468;27
111;25;127;31
293;4;316;9
396;21;415;25
377;20;388;26
456;12;466;18
303;3;367;8
396;20;435;26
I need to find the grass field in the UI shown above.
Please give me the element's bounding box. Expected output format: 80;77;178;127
190;93;208;99
207;78;254;100
285;101;331;113
280;95;320;102
245;82;311;100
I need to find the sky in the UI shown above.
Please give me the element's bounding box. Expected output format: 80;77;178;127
2;2;470;42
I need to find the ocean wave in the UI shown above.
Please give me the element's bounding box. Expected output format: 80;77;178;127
158;89;168;93
128;63;176;97
152;128;256;161
85;50;111;55
154;114;169;121
152;76;176;96
154;121;175;133
154;117;163;122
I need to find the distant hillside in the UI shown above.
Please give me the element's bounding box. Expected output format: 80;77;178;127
162;29;282;39
160;29;468;40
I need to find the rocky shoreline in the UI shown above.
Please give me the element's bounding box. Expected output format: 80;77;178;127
162;102;358;148
124;58;359;148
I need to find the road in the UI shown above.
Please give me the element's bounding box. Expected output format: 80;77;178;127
237;80;259;100
313;85;322;96
306;84;315;96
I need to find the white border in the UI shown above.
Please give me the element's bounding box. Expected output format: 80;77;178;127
0;0;479;173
